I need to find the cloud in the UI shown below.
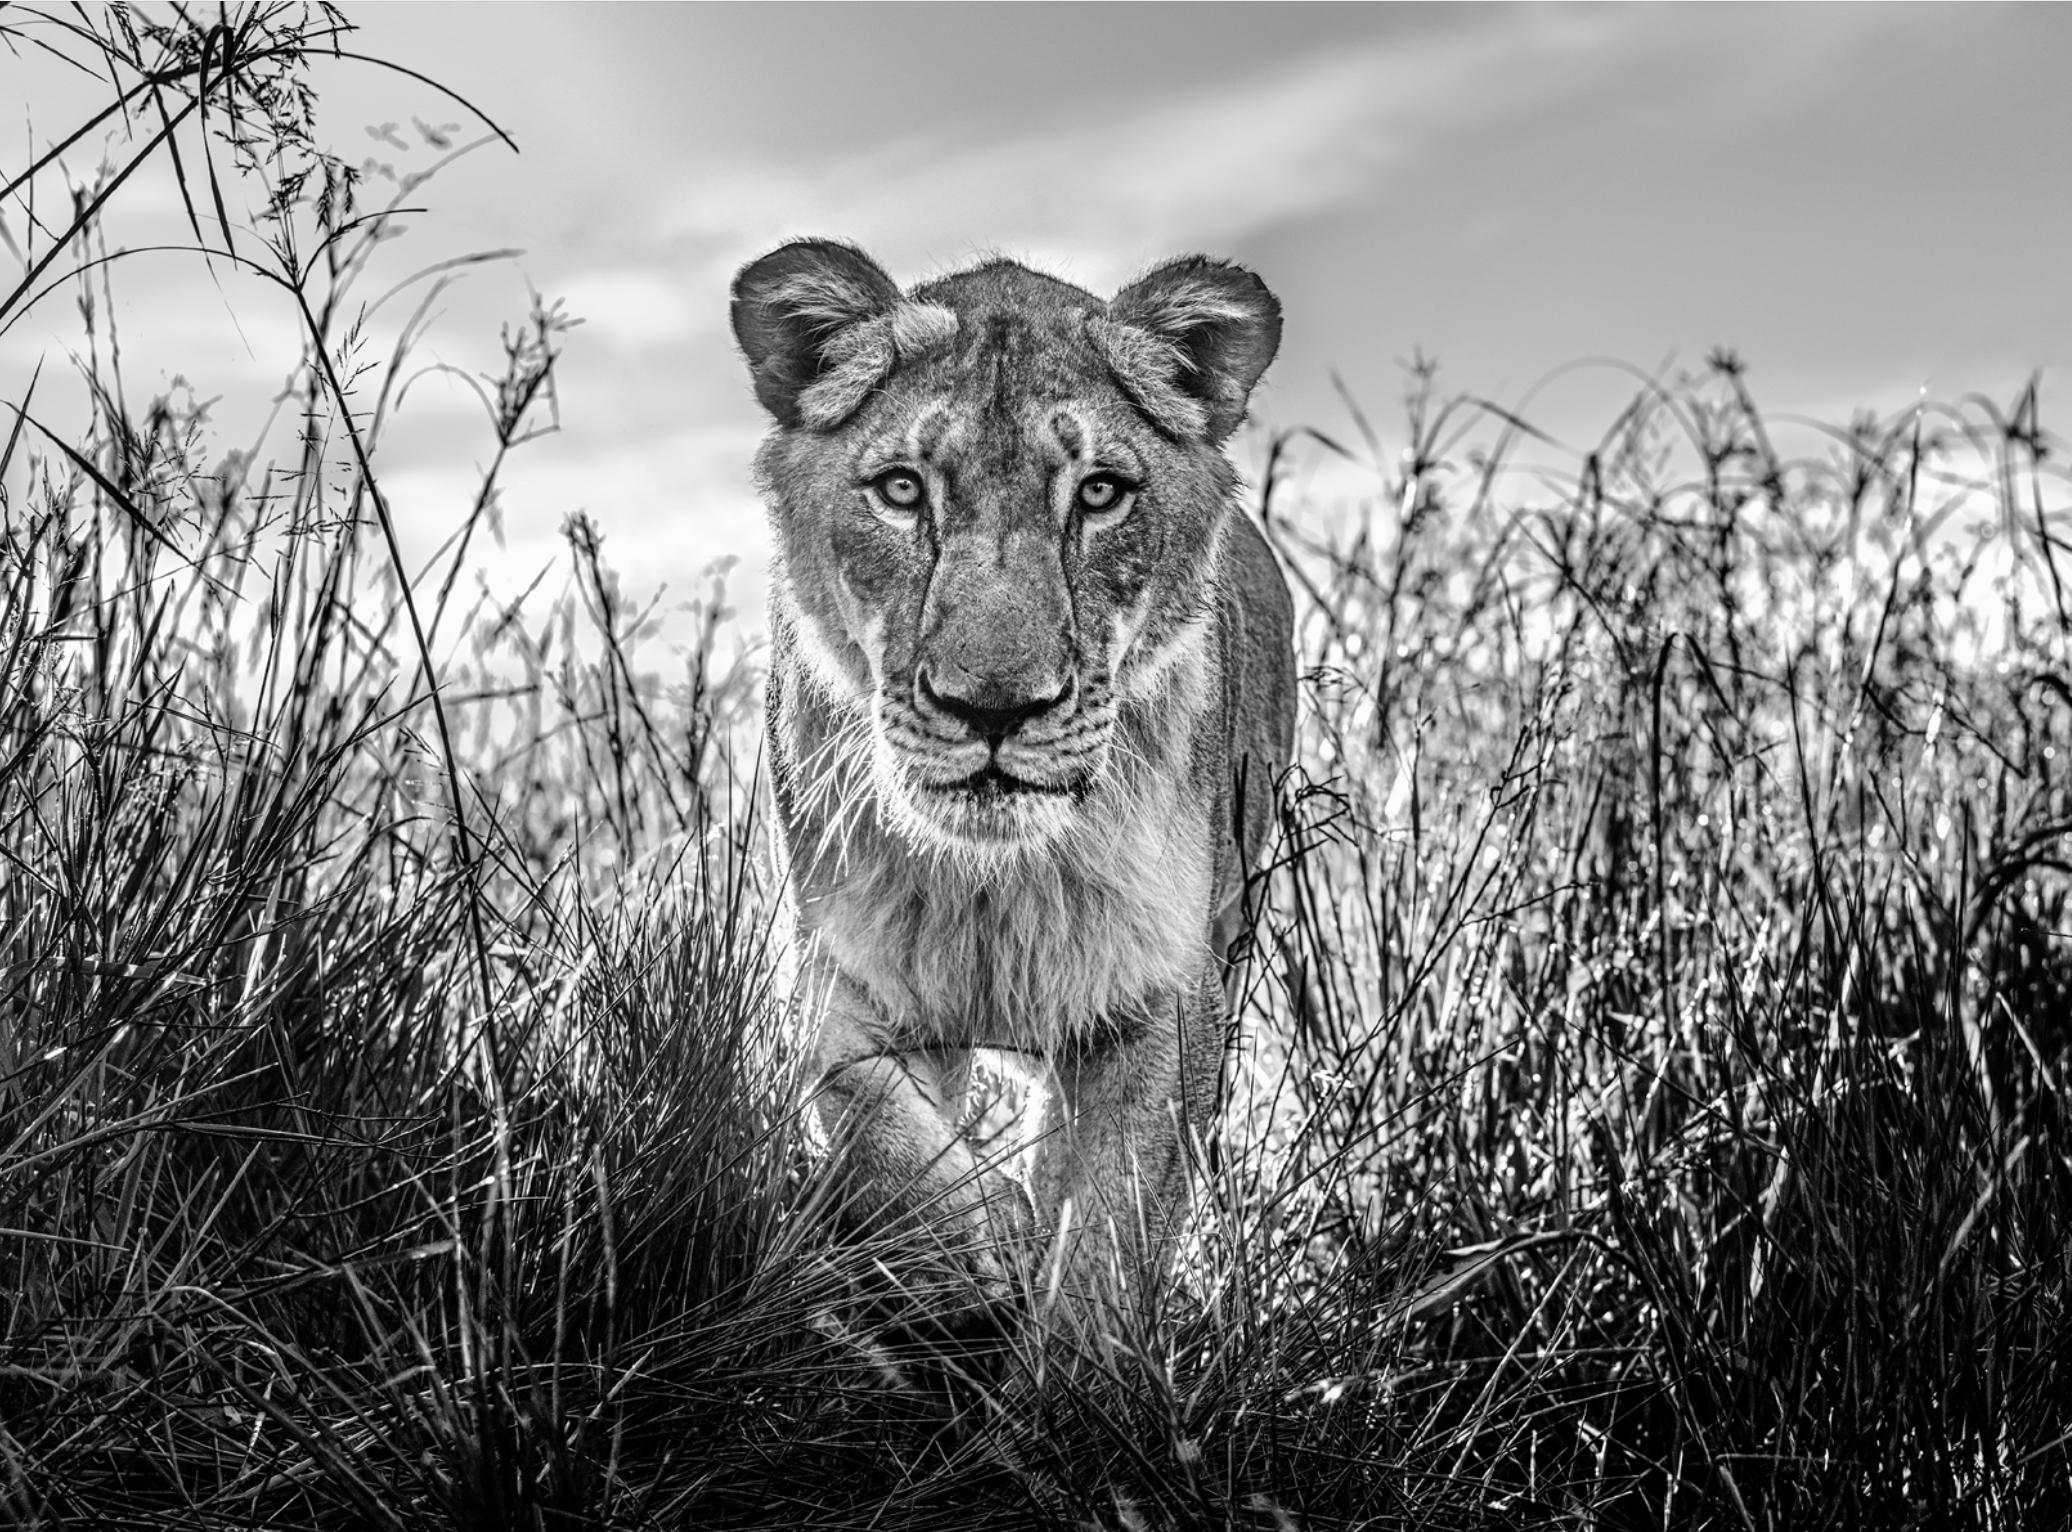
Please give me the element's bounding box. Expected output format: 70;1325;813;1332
554;267;702;355
656;6;1635;295
375;417;768;590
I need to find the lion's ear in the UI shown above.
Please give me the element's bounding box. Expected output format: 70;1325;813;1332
1104;257;1281;443
731;240;902;427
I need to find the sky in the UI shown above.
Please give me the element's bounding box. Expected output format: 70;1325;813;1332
5;2;2069;650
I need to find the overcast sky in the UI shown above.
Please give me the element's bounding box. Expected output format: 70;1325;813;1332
6;2;2069;646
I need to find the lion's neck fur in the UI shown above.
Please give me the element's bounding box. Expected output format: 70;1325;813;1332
771;619;1222;1053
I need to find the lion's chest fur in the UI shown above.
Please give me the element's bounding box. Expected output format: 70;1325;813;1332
781;706;1216;1051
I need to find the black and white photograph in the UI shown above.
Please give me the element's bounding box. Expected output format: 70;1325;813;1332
2;4;2068;1526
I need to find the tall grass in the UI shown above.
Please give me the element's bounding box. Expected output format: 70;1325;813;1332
3;7;2067;1528
1237;356;2072;1527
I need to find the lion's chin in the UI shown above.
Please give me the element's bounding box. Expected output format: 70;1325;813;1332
878;758;1084;860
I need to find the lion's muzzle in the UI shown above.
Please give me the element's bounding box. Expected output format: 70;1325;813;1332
881;532;1102;844
912;525;1075;748
914;664;1072;748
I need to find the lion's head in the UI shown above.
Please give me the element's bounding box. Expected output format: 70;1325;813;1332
732;240;1280;856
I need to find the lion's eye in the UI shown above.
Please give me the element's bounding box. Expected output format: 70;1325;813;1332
1075;472;1134;519
869;468;925;514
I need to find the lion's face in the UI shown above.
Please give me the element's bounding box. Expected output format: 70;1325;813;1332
732;244;1280;855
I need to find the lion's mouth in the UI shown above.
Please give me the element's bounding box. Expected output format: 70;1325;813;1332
929;763;1074;801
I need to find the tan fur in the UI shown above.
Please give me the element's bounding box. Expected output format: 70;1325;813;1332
729;240;1295;1303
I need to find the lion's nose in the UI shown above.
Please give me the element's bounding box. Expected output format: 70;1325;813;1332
916;662;1071;747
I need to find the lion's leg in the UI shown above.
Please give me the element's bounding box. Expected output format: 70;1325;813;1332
810;1040;1028;1400
1028;978;1222;1301
815;1006;1023;1285
927;1046;975;1125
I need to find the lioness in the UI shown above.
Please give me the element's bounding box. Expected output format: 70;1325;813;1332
730;239;1294;1298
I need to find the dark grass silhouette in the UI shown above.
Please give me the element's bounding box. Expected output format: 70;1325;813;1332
3;7;2068;1528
